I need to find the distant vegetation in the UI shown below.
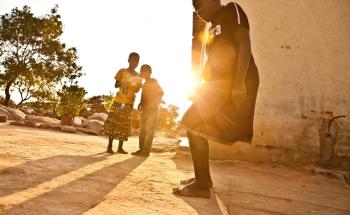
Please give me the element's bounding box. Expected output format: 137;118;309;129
0;5;83;107
0;5;182;136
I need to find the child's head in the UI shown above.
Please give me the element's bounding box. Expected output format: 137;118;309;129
140;64;152;79
128;52;140;69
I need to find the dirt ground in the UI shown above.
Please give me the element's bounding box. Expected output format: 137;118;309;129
0;123;349;215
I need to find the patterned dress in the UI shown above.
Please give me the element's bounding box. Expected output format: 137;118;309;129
101;69;143;141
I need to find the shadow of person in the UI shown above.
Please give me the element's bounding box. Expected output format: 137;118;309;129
0;153;113;198
5;156;146;214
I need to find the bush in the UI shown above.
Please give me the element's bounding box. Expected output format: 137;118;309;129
56;85;87;123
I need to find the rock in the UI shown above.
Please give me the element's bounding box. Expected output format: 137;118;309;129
10;121;26;126
20;107;36;115
61;125;77;133
77;127;100;135
81;118;89;127
0;115;7;123
25;115;60;124
39;123;61;130
72;117;84;127
0;108;11;120
86;119;104;133
87;113;108;122
25;120;40;128
39;123;51;129
0;106;26;121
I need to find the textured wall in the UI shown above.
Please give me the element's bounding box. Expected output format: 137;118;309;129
210;0;350;158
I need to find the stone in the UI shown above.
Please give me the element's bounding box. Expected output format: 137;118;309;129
61;125;77;133
10;121;26;126
39;123;52;129
0;115;7;123
0;108;11;120
72;117;84;127
39;123;61;130
87;113;108;122
25;120;40;128
86;119;104;133
25;115;60;124
0;106;26;121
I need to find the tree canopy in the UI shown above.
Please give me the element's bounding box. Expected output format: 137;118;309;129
0;5;83;107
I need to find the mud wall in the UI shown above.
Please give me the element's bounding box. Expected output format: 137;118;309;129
210;0;350;159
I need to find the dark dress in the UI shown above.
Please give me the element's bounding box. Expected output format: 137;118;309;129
181;2;259;144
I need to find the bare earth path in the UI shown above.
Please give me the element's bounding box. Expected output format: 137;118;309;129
0;123;349;215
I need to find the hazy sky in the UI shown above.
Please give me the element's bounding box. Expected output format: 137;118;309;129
0;0;194;114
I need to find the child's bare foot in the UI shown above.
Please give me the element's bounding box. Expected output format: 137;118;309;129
117;149;128;154
173;182;211;198
180;178;213;188
106;148;114;154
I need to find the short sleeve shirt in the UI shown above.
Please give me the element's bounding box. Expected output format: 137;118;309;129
114;69;143;104
140;78;164;110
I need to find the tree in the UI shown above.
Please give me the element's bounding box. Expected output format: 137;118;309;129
0;5;83;107
157;104;180;132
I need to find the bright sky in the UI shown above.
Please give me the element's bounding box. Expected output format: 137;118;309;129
0;0;194;115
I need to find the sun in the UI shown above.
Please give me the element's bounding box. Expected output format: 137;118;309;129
161;69;202;114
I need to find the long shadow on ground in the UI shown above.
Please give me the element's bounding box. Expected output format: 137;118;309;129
0;153;112;198
4;155;145;214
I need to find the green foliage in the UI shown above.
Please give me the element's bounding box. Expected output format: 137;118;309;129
102;94;114;111
157;104;180;132
56;85;87;119
0;5;83;106
85;94;114;113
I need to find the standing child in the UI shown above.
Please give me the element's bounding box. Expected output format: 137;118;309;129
132;64;164;157
102;52;143;154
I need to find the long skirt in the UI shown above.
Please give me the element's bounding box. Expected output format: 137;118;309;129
181;64;259;144
101;102;134;141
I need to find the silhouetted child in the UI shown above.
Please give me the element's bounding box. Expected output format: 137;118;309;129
132;64;164;156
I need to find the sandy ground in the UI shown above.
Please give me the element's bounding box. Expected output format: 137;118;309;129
0;123;349;215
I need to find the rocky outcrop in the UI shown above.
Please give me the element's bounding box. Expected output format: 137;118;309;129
25;120;41;128
10;121;25;126
0;115;7;123
72;117;84;127
25;115;60;125
85;119;104;133
61;125;77;133
76;113;108;135
39;123;61;130
0;105;26;121
0;108;11;120
87;113;107;122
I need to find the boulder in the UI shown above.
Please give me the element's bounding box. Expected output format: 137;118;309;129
87;113;108;122
81;118;89;127
0;108;11;120
39;123;61;130
0;106;26;121
86;119;104;133
0;115;7;123
25;115;60;124
72;117;84;127
61;125;77;133
10;121;25;126
25;120;40;128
